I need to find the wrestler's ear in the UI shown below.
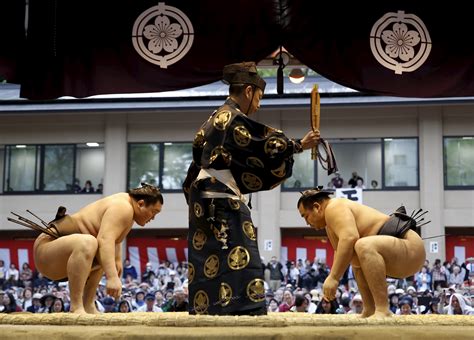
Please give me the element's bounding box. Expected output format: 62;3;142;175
137;199;145;208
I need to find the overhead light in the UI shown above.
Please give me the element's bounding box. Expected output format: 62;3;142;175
462;136;473;140
289;68;305;84
164;142;173;146
15;145;26;148
86;142;99;147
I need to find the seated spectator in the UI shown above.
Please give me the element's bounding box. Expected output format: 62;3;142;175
348;172;363;188
355;178;366;189
40;293;56;313
315;298;339;314
27;293;43;313
72;178;81;193
2;292;22;313
442;293;474;315
348;294;363;314
396;296;416;315
330;173;344;188
50;297;66;313
101;296;116;313
290;294;308;312
20;287;33;310
122;259;138;281
370;180;378;189
167;288;188;312
267;298;280;312
96;183;104;194
137;293;163;312
132;289;146;310
81;180;95;193
278;290;294;312
117;299;132;313
20;262;33;287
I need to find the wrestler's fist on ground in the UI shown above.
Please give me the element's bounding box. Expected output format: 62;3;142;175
106;276;122;298
322;275;338;301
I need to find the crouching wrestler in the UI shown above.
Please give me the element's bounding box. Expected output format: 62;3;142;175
9;183;163;314
297;187;427;318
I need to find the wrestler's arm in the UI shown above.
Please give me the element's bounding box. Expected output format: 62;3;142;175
96;201;133;297
324;201;360;299
115;243;123;278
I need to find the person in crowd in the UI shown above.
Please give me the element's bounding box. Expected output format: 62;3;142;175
20;287;33;310
440;292;474;315
330;172;344;189
81;180;95;193
6;263;19;286
122;259;138;281
19;262;33;287
50;297;66;313
397;296;416;315
355;178;366;189
297;187;426;318
40;293;56;313
347;294;363;314
183;61;320;315
132;289;146;311
348;172;363;188
101;296;116;313
416;266;431;292
278;290;294;312
2;292;22;313
20;183;163;314
267;298;280;312
267;256;284;293
431;259;447;290
96;183;104;194
137;293;163;312
315;298;339;314
166;288;188;312
27;293;43;313
370;180;378;189
290;294;308;312
117;299;132;313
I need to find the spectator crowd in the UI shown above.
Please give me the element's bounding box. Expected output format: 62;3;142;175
0;255;472;315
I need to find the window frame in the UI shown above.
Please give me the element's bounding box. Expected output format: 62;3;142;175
443;135;474;190
2;143;78;195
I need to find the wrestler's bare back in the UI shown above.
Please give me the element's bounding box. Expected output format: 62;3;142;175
51;193;134;240
324;198;390;246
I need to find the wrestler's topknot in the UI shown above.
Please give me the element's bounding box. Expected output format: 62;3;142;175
128;182;163;205
297;186;333;209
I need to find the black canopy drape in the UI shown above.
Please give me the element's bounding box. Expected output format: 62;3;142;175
1;0;474;99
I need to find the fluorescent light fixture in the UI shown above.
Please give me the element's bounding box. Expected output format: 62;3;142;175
462;136;473;140
385;138;393;141
15;145;26;148
164;142;173;146
86;142;100;147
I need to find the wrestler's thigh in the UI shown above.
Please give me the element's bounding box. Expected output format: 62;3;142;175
356;231;425;278
34;234;98;280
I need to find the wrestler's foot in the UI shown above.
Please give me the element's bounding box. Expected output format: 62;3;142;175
354;307;375;318
84;304;100;314
70;307;88;315
368;310;392;319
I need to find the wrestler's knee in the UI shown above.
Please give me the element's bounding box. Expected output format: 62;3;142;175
76;235;98;258
354;239;373;259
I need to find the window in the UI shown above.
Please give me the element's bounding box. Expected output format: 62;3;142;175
2;144;104;194
128;142;192;191
128;143;160;190
281;137;418;192
318;139;382;190
444;137;474;187
282;151;315;189
383;138;418;188
162;143;193;190
4;145;38;192
43;145;75;191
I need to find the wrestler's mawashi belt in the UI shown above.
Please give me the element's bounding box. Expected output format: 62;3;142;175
7;207;67;239
378;205;430;238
